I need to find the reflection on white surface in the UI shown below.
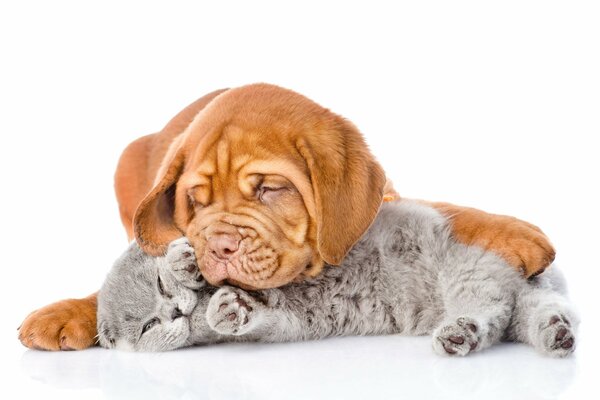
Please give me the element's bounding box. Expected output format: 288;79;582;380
20;335;576;400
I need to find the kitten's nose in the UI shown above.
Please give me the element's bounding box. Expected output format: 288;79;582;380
207;233;241;259
171;306;183;321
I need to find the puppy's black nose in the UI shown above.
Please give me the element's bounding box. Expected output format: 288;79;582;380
171;306;184;320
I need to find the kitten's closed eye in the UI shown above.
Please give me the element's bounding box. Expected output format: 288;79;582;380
142;317;160;335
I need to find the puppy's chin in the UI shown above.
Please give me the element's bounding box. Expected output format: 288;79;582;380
199;251;309;290
198;257;279;289
199;256;229;286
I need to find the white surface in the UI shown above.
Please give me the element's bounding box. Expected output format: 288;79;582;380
9;337;584;400
1;1;599;399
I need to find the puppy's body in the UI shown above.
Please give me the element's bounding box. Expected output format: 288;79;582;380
98;200;576;357
121;84;556;289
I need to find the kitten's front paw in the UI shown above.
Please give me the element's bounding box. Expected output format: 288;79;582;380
433;317;480;357
206;287;263;336
165;237;204;289
534;313;576;357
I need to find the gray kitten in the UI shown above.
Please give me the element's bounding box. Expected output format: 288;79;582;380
97;200;578;356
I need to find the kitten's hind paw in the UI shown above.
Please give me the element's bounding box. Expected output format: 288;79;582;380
535;314;576;357
206;287;264;336
433;317;480;357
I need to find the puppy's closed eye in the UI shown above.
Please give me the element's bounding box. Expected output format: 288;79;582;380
253;174;296;203
258;185;288;203
187;185;210;208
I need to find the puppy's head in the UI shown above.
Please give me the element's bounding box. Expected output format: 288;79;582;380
134;84;385;289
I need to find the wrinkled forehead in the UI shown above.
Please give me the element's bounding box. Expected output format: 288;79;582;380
181;124;316;215
190;124;304;170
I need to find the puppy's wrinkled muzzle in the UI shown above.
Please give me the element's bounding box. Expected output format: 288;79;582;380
207;232;241;260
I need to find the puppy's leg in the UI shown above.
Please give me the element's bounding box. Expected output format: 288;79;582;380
18;293;98;350
507;287;577;357
429;202;555;277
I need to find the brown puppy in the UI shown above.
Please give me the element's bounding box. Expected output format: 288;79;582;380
18;83;555;350
133;84;386;289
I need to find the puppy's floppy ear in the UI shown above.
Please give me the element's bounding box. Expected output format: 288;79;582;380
297;119;386;265
134;136;186;256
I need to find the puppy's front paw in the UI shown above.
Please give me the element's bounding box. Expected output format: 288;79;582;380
432;317;480;357
206;287;263;336
165;237;204;289
18;297;97;351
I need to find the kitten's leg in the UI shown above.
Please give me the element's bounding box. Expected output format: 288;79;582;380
206;287;265;336
432;264;514;357
507;287;577;357
205;287;306;342
164;237;204;289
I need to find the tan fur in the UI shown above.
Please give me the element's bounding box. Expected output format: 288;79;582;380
18;294;97;351
18;83;556;350
429;202;556;277
133;84;386;288
115;89;229;239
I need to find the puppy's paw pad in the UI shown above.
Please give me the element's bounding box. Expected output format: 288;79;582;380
433;317;480;357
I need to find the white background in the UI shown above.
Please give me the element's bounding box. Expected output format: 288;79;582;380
1;1;598;399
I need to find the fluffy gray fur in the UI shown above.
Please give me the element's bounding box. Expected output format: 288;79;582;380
97;200;578;356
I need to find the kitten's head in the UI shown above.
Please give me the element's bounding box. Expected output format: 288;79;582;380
97;243;199;351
